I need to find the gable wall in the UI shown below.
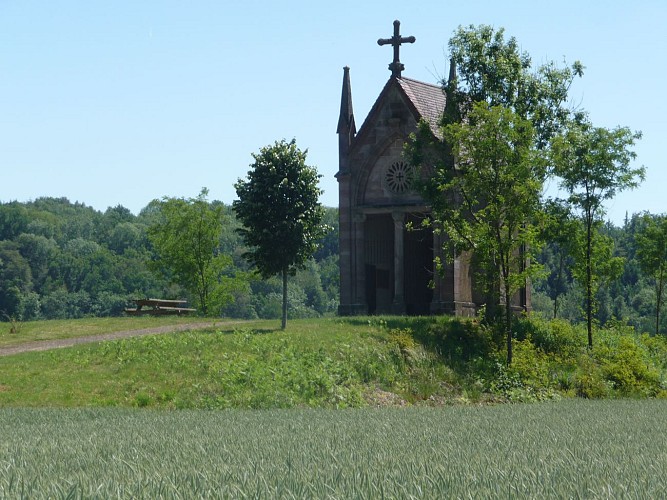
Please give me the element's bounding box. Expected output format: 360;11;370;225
349;85;425;208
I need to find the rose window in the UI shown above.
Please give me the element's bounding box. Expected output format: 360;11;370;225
384;161;413;194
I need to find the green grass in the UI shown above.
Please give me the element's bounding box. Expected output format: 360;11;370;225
0;400;665;498
0;316;219;348
1;315;666;408
0;318;440;408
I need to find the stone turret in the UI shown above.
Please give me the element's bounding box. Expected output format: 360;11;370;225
337;66;356;174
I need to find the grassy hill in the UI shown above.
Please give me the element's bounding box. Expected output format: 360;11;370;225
0;315;665;408
1;316;666;496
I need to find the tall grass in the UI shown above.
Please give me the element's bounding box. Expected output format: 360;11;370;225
0;401;665;498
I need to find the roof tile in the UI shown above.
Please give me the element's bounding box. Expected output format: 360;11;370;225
396;77;446;136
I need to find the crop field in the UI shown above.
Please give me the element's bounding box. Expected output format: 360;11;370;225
0;400;665;498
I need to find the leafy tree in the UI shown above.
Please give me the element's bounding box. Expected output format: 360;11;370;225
16;233;58;293
570;221;624;329
540;200;580;318
0;241;33;319
107;222;144;254
636;213;667;335
435;102;544;364
313;206;339;261
0;202;30;241
551;116;644;347
407;25;583;360
445;24;583;147
234;139;326;329
147;188;239;315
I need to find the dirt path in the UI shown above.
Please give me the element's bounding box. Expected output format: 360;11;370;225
0;321;242;357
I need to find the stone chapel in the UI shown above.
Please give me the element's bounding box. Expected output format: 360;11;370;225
336;20;530;317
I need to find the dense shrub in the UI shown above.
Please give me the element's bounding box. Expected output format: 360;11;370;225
41;290;92;319
518;316;586;357
425;318;495;362
507;317;667;399
90;292;130;317
17;291;41;321
594;334;661;396
572;352;612;398
508;339;551;388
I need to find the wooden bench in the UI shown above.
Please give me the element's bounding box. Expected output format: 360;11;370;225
125;299;196;316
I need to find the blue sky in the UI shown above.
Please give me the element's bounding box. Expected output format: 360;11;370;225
1;1;664;225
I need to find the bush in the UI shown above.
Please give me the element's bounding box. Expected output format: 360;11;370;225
509;339;550;387
426;318;495;362
510;317;665;399
388;328;417;353
41;290;92;319
518;316;586;357
573;353;612;399
18;291;41;321
91;292;129;317
594;334;661;396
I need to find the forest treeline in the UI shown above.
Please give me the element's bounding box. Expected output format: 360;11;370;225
533;214;667;335
0;196;666;336
0;197;338;322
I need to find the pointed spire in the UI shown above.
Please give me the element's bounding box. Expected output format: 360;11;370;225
443;57;459;125
448;57;457;86
337;67;355;176
337;66;356;135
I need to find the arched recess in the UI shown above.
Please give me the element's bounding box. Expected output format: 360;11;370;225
352;133;404;207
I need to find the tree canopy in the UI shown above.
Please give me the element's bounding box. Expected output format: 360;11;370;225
234;139;327;329
406;24;649;358
440;102;543;363
147;188;241;316
551;116;644;347
634;214;667;335
446;24;583;147
407;24;582;362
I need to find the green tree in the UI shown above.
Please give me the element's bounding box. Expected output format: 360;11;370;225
234;139;326;329
408;25;580;362
445;24;583;147
570;221;624;329
148;188;238;315
437;102;543;364
636;213;667;335
551;116;644;347
540;200;580;318
0;241;33;319
16;233;58;293
0;202;31;241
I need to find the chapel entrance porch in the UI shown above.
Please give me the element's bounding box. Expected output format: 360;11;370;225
363;213;433;315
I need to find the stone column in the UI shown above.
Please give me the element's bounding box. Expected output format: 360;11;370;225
392;211;405;314
352;211;366;313
430;229;446;314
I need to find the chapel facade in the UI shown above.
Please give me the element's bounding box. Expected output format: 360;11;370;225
336;20;530;317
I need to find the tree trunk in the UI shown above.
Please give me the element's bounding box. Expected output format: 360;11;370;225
281;267;287;330
504;279;512;365
198;264;207;315
656;266;664;336
554;250;564;319
586;212;593;349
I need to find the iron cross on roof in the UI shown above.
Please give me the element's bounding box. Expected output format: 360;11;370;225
377;20;415;78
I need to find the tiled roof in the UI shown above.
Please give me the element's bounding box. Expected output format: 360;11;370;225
396;77;446;136
349;76;447;149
